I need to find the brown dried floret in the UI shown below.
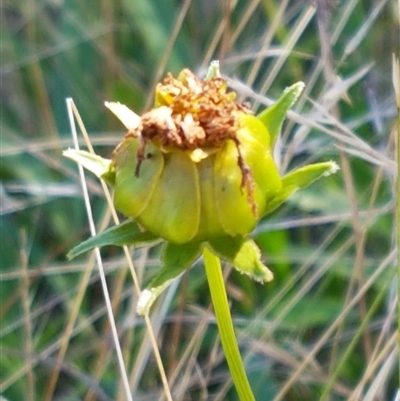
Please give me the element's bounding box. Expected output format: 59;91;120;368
130;69;245;150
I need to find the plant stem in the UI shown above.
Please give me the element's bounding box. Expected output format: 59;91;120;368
203;246;256;401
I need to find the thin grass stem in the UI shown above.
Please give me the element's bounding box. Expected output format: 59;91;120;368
67;99;173;401
393;53;400;389
66;98;133;401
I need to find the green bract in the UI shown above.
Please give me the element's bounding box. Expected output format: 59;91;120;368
64;61;339;315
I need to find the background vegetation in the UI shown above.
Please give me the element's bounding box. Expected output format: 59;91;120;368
1;0;398;400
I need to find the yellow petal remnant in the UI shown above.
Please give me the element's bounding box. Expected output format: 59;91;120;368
104;101;141;130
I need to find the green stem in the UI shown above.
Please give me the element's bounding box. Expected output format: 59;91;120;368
203;246;256;401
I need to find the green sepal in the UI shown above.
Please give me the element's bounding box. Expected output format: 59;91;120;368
257;82;305;148
138;151;200;244
214;140;257;236
63;149;115;185
137;241;202;315
113;137;164;219
67;220;159;260
195;156;225;240
264;161;340;215
208;237;273;283
237;126;282;214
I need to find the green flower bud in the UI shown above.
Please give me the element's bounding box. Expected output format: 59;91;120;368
65;62;339;313
109;67;283;243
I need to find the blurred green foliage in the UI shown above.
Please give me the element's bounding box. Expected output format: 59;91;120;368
1;1;397;400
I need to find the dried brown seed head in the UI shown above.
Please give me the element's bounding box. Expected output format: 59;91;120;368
128;69;247;151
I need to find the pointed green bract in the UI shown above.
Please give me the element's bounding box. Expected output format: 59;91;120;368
63;149;115;184
138;151;201;243
281;161;339;189
67;220;159;260
137;241;202;315
257;82;305;148
208;236;273;282
113;137;164;218
263;161;340;215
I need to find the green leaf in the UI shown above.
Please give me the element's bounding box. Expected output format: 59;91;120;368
263;161;340;215
137;241;201;315
67;220;159;260
208;237;273;283
257;82;304;147
63;149;115;184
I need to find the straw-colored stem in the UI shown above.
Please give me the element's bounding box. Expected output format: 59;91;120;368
203;246;255;401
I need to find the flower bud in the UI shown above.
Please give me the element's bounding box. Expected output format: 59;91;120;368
110;67;283;244
64;62;339;312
